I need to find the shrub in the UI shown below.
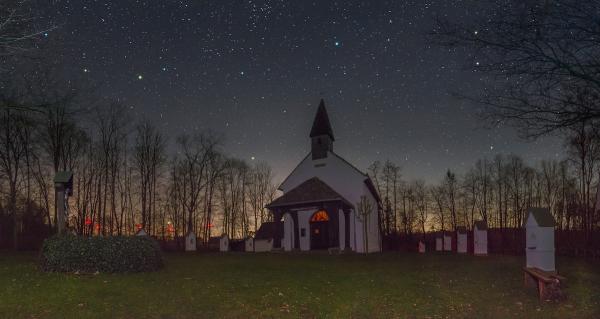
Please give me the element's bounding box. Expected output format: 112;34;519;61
40;235;163;273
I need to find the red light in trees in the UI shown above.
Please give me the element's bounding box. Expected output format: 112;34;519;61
167;225;175;233
85;218;92;226
207;223;213;228
95;223;101;231
136;224;142;231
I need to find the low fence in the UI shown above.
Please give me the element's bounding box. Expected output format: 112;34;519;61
383;229;600;258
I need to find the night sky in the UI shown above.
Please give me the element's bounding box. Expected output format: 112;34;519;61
41;1;563;183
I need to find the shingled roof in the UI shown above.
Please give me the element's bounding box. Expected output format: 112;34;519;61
526;207;556;227
254;222;282;240
266;177;352;208
309;99;335;140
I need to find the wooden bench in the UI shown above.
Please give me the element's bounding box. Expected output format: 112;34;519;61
522;267;566;301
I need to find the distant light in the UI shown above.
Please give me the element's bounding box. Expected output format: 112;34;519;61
83;68;89;73
474;30;478;35
43;32;48;37
334;41;340;47
137;74;143;80
240;71;244;75
251;156;255;160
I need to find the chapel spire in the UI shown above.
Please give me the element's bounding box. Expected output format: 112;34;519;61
310;99;335;141
310;99;334;160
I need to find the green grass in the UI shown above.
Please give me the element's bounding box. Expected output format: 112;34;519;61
0;251;599;318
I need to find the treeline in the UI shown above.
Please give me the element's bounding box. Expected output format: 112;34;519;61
370;130;600;237
0;84;277;249
0;2;280;249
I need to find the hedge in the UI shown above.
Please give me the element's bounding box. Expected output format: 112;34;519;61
40;235;163;273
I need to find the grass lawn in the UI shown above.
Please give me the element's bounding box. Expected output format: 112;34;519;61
1;251;599;318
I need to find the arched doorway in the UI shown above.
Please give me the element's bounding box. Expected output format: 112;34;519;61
310;209;330;250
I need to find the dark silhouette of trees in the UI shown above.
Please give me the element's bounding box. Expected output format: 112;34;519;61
431;0;600;138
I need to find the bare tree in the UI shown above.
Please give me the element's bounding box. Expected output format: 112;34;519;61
94;102;129;235
413;180;428;236
357;195;374;253
432;0;600;138
430;184;446;233
248;161;275;234
0;106;32;248
566;123;600;233
0;1;53;60
443;170;458;231
133;120;166;235
176;131;220;238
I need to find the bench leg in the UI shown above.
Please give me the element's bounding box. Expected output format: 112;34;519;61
538;281;545;301
524;272;536;288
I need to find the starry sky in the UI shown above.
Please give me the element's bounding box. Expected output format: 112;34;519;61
40;0;563;183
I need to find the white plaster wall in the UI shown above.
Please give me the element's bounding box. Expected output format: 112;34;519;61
350;209;356;251
457;233;467;253
280;152;370;213
365;184;381;253
254;239;273;252
474;229;487;255
297;209;313;251
348;189;380;253
279;151;382;253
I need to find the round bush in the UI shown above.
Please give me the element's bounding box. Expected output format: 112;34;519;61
40;235;163;273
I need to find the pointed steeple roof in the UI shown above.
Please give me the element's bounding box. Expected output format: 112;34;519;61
309;99;335;141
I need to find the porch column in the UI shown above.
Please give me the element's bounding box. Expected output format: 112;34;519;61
344;209;350;250
338;208;346;250
291;212;300;250
273;210;282;249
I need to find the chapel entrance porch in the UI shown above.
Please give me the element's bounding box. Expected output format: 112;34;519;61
309;210;330;250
